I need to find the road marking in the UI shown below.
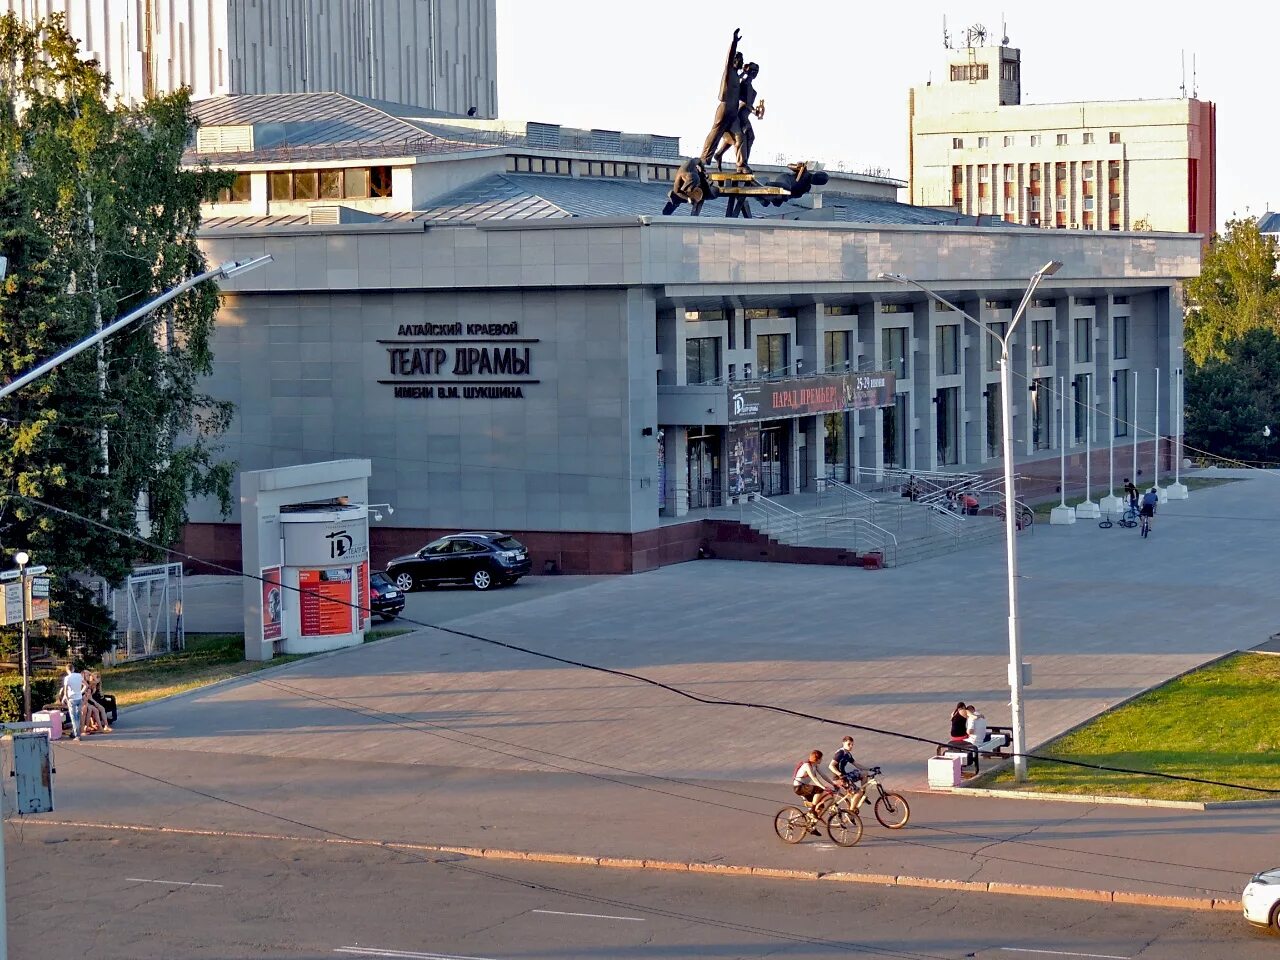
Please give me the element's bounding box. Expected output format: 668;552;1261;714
531;908;644;921
335;949;503;960
1000;948;1130;960
125;877;223;888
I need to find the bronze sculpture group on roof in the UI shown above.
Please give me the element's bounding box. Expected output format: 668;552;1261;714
662;28;827;219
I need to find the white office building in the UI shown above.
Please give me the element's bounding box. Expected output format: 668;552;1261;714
3;0;497;116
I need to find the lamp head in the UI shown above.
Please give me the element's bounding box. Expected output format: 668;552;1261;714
1039;260;1063;277
14;550;28;566
877;272;908;283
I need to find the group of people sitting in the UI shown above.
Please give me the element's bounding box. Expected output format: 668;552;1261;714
53;662;112;741
899;476;980;515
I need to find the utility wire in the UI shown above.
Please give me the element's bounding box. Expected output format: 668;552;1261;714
50;747;951;960
7;491;1278;796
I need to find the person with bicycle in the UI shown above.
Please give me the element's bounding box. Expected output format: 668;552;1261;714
793;750;836;806
1140;486;1158;535
829;735;867;793
1123;478;1139;510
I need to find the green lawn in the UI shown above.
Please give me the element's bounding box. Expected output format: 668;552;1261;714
986;652;1280;802
102;628;411;708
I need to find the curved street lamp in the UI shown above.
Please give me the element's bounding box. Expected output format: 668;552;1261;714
877;261;1062;782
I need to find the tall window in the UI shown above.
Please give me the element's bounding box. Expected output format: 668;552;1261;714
883;393;909;468
1113;316;1129;359
882;327;908;380
1114;369;1130;437
935;325;959;376
1083;132;1095;144
1056;133;1068;146
1032;378;1053;450
985;383;1002;459
1073;373;1092;443
756;334;788;379
986;322;1007;372
1031;319;1053;366
1074;317;1092;362
824;330;851;373
824;413;849;482
1003;135;1015;147
685;337;720;385
936;387;960;465
1030;134;1041;147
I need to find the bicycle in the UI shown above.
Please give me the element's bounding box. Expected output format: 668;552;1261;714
774;789;864;847
1140;511;1152;538
1099;505;1139;529
832;766;911;829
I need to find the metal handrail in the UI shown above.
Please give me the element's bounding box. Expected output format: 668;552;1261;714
747;495;805;541
925;503;965;541
814;515;899;566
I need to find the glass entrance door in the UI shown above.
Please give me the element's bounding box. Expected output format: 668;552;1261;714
760;423;790;496
687;432;721;508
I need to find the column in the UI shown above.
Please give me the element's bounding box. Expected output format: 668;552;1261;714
662;426;689;517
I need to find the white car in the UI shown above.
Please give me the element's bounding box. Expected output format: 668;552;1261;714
1243;868;1280;930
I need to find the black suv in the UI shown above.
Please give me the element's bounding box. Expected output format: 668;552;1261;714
386;532;532;592
369;571;407;621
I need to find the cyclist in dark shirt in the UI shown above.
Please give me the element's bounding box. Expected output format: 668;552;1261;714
828;735;866;791
1123;479;1139;509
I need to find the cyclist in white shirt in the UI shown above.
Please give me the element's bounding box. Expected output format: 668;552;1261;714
792;749;835;807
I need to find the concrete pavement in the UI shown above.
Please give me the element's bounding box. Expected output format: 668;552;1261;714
29;469;1280;909
14;823;1271;960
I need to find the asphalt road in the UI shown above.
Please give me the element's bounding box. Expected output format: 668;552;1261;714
8;825;1272;960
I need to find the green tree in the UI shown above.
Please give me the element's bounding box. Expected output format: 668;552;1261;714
1184;327;1280;464
0;14;234;645
1183;217;1280;365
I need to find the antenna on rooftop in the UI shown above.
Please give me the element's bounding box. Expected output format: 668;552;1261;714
1001;15;1009;46
1192;53;1198;98
943;15;951;50
1179;50;1186;99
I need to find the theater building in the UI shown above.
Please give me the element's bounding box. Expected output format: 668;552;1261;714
183;93;1200;574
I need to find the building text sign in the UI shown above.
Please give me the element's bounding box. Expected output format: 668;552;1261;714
378;322;540;400
728;371;896;423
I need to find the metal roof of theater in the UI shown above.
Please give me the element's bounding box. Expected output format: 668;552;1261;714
189;93;498;165
201;174;1014;230
411;174;1007;226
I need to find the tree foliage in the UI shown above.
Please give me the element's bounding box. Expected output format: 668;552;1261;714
1184;328;1280;464
0;14;234;631
1183;217;1280;366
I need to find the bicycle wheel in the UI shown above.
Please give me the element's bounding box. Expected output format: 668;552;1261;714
827;808;864;847
874;792;911;829
1098;517;1113;529
774;807;810;844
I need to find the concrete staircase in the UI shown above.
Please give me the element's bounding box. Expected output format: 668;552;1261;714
734;491;1008;567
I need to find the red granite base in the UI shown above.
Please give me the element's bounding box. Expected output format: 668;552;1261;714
175;518;872;576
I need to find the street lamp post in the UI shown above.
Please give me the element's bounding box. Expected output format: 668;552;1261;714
878;261;1062;782
0;256;273;401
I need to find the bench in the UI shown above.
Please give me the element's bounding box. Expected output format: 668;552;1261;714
40;693;118;734
935;724;1013;774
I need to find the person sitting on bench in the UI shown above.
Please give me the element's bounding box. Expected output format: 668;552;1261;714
949;702;970;745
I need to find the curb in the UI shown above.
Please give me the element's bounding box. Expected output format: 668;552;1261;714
936;786;1280;810
27;818;1230;912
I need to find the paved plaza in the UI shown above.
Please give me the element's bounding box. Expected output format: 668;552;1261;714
32;469;1280;903
141;469;1274;786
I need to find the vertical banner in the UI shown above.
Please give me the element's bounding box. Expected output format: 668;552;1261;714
261;567;283;642
299;567;354;637
728;423;761;496
357;560;369;629
27;577;50;621
1;582;22;626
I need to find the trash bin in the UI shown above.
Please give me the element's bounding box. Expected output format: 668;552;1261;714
32;710;63;741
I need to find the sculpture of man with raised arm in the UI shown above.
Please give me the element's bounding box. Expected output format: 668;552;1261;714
699;28;744;165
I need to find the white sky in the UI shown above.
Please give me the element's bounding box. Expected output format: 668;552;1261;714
496;0;1276;231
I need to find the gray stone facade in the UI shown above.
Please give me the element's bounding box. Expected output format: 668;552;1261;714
189;216;1199;572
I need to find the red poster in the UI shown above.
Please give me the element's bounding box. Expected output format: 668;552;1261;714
357;560;369;629
262;567;283;641
299;567;353;637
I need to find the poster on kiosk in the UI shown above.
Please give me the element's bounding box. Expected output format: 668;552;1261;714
279;504;369;652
